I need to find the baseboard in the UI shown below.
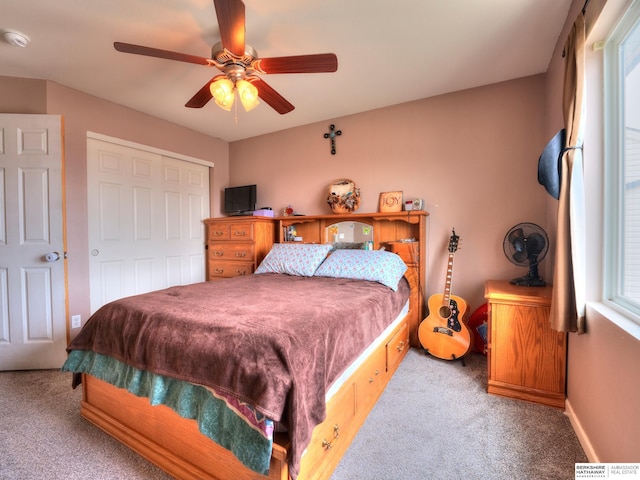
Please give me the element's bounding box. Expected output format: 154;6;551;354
565;398;599;462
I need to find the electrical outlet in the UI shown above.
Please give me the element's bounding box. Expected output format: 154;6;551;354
71;315;81;329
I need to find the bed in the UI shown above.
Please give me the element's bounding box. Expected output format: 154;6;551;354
63;211;427;480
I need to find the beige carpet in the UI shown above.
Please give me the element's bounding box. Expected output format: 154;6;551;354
0;349;586;479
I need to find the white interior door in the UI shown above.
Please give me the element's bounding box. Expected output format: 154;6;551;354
87;137;209;313
0;114;67;370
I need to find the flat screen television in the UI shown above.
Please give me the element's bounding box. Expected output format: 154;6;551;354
224;184;257;215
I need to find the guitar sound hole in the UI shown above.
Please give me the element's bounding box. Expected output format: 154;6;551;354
438;305;452;318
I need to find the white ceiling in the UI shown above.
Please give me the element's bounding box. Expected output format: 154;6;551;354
1;0;573;142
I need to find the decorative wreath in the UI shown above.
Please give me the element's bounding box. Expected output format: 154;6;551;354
327;178;361;214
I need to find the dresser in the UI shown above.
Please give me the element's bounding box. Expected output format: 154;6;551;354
204;217;275;280
484;280;566;408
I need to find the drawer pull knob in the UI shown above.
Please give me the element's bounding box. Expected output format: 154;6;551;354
321;424;340;450
369;376;374;383
212;231;224;236
214;251;224;257
235;269;247;276
396;340;405;352
214;268;224;274
234;231;246;236
235;252;247;257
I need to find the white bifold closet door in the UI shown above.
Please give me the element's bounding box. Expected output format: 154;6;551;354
87;136;210;314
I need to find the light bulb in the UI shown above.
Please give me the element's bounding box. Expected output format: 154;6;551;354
210;78;235;111
236;79;260;112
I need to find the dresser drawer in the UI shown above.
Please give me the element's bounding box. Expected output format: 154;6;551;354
208;260;254;279
386;322;409;372
206;222;254;241
208;243;254;260
207;224;231;241
230;223;254;240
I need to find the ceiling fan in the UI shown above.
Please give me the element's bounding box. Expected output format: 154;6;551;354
114;0;338;114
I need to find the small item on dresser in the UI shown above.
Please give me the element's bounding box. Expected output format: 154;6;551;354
379;191;403;212
404;198;424;211
253;209;274;217
327;178;360;214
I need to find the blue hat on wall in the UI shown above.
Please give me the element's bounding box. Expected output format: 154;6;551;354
537;129;565;200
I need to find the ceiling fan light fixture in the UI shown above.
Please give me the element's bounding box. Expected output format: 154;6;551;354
236;79;260;112
210;77;235;111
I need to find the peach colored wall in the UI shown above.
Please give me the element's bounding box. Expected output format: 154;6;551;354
1;77;230;334
0;76;47;113
543;0;640;463
229;76;549;311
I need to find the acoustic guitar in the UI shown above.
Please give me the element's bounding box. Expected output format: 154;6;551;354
419;229;473;360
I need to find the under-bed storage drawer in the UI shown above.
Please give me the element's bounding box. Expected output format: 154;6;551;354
301;382;356;478
352;345;386;412
386;321;409;372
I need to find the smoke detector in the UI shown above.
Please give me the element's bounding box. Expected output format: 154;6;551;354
2;29;30;47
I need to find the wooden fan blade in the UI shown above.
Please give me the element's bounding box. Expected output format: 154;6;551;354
214;0;245;57
248;77;294;114
252;53;338;74
185;76;225;108
114;42;211;66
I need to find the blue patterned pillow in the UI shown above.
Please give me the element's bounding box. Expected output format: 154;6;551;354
314;249;408;291
255;243;333;276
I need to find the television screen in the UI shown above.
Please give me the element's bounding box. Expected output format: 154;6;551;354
224;184;257;215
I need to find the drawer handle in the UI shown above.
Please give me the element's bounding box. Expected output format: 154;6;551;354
235;251;247;257
212;231;224;236
321;424;340;450
214;268;224;274
235;269;247;276
214;251;224;257
233;231;247;236
396;340;405;352
369;369;380;383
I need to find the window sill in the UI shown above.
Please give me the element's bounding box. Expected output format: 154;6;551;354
587;301;640;341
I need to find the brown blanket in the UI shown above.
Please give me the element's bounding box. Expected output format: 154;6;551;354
67;273;409;478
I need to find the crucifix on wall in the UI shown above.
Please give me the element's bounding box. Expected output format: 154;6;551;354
323;124;342;155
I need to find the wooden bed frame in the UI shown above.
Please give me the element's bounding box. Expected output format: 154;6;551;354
77;211;428;480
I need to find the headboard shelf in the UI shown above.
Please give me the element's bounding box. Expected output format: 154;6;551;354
276;211;428;346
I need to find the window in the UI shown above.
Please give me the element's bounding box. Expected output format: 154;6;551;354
605;0;640;321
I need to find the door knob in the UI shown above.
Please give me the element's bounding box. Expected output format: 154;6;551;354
44;252;61;262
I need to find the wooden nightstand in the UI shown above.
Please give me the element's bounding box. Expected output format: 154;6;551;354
204;217;275;280
484;280;566;408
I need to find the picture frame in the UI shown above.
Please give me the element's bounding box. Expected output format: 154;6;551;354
379;191;403;212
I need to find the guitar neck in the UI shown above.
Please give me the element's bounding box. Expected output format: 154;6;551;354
442;252;455;306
